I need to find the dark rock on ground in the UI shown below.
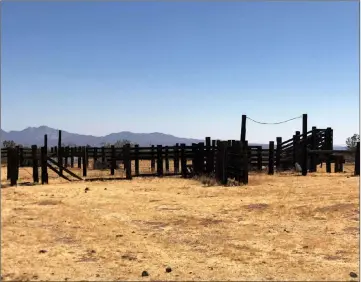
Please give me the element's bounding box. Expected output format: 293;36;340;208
165;266;172;273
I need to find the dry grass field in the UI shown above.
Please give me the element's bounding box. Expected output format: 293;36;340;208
1;164;359;281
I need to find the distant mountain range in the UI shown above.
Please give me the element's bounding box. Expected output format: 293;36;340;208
0;126;347;150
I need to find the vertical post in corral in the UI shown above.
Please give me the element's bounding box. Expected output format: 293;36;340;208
77;146;82;168
241;115;247;143
211;140;216;174
268;141;274;175
6;148;10;180
150;145;155;172
82;147;87;177
325;127;332;173
57;131;63;176
215;140;222;181
157;145;163;177
123;144;132;180
41;146;48;184
355;142;360;176
44;134;48;151
32;145;39;183
180;144;187;178
310;126;317;172
218;141;228;185
174;143;180;174
242;141;249;184
276;137;282;171
302;114;308;176
293;131;300;166
198;142;205;174
165;146;169;173
205;137;212;174
134;144;139;176
9;148;18;186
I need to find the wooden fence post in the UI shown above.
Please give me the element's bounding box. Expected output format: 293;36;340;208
241;114;247;142
219;141;228;185
41;146;48;184
6;148;10;180
174;143;179;174
32;145;39;183
151;145;155;172
123;144;132;180
77;147;82;168
211;140;216;174
165;146;169;173
355;142;360;176
82;147;87;177
205;137;212;174
293;132;300;166
58;131;63;176
9;148;17;186
268;141;274;175
180;144;187;178
301;114;308;176
134;144;139;176
310;126;317;172
157;145;163;177
242;141;249;185
215;140;221;181
325;127;332;173
276;137;282;171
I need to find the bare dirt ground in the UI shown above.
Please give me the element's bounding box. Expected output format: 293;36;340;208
1;165;359;281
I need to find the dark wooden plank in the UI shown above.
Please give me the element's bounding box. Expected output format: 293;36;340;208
157;145;163;177
47;163;71;182
134;144;139;176
151;145;155;172
268;141;274;175
164;146;169;172
301;114;308;176
180;144;187;178
47;157;83;180
174;143;179;173
82;147;87;177
32;145;39;183
124;144;132;180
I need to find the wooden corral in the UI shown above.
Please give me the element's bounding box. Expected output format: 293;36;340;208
1;114;360;186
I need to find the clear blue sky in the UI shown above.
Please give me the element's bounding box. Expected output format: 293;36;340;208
2;1;359;145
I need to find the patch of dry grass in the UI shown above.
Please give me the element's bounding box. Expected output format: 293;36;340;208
1;166;359;281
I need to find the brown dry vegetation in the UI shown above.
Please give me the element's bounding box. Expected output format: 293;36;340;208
1;165;359;281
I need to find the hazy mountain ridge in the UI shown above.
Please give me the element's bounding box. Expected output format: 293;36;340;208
0;126;347;150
